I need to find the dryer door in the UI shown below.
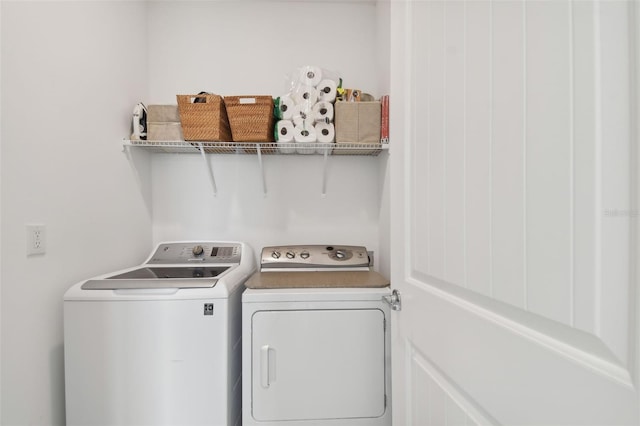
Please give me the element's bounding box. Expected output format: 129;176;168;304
251;309;387;422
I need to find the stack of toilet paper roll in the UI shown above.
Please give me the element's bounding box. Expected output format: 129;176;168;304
274;65;339;154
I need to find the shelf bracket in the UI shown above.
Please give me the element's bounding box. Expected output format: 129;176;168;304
198;143;217;196
321;147;329;197
256;144;267;196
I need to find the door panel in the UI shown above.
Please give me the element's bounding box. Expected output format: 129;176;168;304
464;0;492;297
390;0;639;424
408;345;494;426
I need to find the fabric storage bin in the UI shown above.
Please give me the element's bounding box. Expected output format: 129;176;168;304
147;105;184;141
335;101;381;143
224;96;275;144
334;101;381;155
176;94;232;142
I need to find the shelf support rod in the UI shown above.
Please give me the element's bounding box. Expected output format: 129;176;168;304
321;147;329;197
198;143;217;196
256;143;267;195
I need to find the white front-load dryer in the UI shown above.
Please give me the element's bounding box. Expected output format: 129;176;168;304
242;245;391;426
64;241;254;426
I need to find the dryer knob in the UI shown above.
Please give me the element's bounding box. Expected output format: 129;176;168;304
271;251;281;259
286;251;296;259
300;251;310;259
335;250;346;259
192;245;204;256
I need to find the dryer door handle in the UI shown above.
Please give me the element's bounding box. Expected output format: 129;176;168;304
260;345;276;388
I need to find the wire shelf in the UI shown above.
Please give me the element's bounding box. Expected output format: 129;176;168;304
123;140;388;156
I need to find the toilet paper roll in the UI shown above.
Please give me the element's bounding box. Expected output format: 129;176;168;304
275;120;295;141
298;65;323;86
315;122;335;154
294;125;317;142
316;79;338;103
294;125;317;154
276;120;296;154
315;122;335;143
275;95;295;120
291;103;313;128
312;101;334;123
292;85;318;107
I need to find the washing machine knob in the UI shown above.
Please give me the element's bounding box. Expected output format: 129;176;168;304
335;250;346;259
271;251;281;259
300;251;310;259
192;245;204;256
286;251;296;259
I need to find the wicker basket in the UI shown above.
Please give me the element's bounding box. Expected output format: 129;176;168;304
224;96;275;143
176;94;232;142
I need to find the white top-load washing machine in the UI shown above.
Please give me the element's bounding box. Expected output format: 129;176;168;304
64;241;254;426
242;245;391;426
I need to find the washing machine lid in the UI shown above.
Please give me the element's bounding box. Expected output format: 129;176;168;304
81;266;230;290
80;242;244;290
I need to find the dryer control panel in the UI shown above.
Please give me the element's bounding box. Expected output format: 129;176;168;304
260;245;370;270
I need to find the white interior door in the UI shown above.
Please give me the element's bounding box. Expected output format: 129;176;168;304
389;1;640;424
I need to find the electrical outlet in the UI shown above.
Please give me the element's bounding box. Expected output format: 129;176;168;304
26;224;46;255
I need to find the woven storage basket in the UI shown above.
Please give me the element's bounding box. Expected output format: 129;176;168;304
176;94;232;142
224;96;275;145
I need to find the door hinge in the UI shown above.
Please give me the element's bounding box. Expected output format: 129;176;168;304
382;289;402;311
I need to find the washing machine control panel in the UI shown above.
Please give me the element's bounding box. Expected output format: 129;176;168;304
147;242;242;264
260;245;370;270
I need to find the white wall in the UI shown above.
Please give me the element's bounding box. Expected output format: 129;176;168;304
146;1;382;103
1;2;152;425
145;1;387;263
